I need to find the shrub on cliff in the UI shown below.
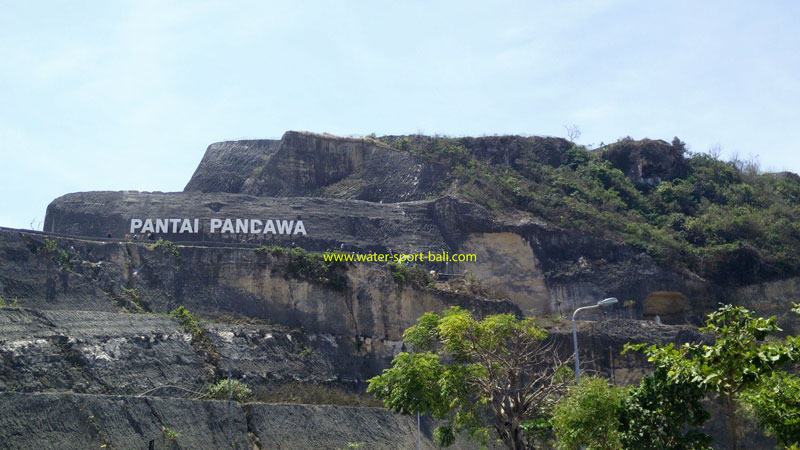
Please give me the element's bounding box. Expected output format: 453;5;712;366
40;238;71;270
206;379;252;403
170;306;205;342
254;246;348;291
153;238;181;261
387;261;433;289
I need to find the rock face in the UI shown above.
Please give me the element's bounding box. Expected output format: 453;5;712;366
13;130;800;448
596;138;688;185
729;276;800;335
0;308;356;396
187;131;447;202
44;191;467;253
0;392;252;450
0;225;528;447
0;229;518;342
452;232;550;313
43;190;712;320
642;291;690;322
1;307;772;448
0;391;486;450
0;224;784;448
0;308;209;395
43;131;726;320
518;226;713;322
184;139;281;193
186;132;580;202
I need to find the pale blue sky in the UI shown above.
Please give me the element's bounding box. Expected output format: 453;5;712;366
1;1;798;229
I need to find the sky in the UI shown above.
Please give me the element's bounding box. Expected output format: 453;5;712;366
1;1;799;230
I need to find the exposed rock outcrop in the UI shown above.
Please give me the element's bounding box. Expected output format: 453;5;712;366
0;229;518;341
7;130;800;449
596;137;688;185
187;132;447;202
184;139;281;193
0;392;252;450
42;189;713;319
185;132;580;202
0;308;354;396
0;391;486;450
44;191;474;253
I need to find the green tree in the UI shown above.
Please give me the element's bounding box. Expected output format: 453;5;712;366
629;304;800;450
367;307;572;450
550;376;623;450
550;364;711;449
618;366;712;449
741;371;800;447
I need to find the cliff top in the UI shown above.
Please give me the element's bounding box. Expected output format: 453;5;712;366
179;131;800;286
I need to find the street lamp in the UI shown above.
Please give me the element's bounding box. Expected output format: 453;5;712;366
572;297;618;382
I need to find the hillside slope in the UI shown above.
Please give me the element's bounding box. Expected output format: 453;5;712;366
186;132;800;287
11;130;800;448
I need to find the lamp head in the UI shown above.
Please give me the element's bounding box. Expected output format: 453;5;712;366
598;297;618;307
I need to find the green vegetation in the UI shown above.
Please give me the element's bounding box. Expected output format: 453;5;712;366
171;305;222;373
153;238;181;262
370;305;800;449
121;287;145;313
549;304;800;450
254;246;348;291
383;135;800;285
171;306;205;341
253;382;382;407
205;379;252;402
627;304;800;450
550;376;623;450
386;261;433;289
550;370;713;450
161;426;180;441
41;238;71;270
617;366;711;449
367;307;571;450
253;244;288;257
43;238;59;253
296;345;315;358
86;413;114;449
0;296;18;308
741;371;800;447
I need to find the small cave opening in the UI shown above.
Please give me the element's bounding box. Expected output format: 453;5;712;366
642;291;689;324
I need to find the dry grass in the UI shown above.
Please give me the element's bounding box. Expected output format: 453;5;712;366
252;382;382;408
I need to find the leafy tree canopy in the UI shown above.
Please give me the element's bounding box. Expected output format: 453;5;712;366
627;304;800;450
741;370;800;447
550;376;623;450
368;307;571;450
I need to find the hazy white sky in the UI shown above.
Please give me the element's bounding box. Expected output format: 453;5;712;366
1;1;798;229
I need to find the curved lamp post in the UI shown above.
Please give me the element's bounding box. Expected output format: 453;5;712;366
572;297;618;382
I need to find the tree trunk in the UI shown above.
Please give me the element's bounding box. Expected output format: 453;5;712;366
728;391;738;450
512;424;525;450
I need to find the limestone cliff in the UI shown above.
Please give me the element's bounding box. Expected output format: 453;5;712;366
184;139;281;193
186;131;447;202
14;130;800;448
44;190;714;321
